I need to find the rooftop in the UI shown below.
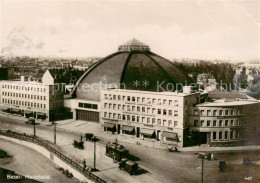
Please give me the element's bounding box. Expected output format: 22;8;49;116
197;98;259;107
103;88;200;97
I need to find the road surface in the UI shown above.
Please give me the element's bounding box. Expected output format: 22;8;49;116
0;139;76;183
1;115;260;182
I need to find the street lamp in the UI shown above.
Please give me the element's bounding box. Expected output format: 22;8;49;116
197;153;205;183
91;136;97;171
52;121;56;145
33;120;36;137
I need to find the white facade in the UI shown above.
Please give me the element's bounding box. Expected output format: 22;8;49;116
100;88;201;147
0;71;64;121
188;98;260;146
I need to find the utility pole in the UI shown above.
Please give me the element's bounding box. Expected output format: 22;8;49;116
94;139;96;170
198;153;204;183
52;121;56;145
92;136;96;171
33;122;36;137
201;158;204;183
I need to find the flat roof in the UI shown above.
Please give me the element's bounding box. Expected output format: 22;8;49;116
197;98;260;107
0;80;53;86
102;88;203;97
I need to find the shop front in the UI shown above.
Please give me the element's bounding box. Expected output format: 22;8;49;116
140;128;156;139
122;125;135;135
37;112;47;120
104;122;116;133
161;131;179;142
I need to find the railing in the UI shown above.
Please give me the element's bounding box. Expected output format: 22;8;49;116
0;130;106;183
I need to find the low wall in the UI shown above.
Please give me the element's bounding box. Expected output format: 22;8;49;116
0;135;94;183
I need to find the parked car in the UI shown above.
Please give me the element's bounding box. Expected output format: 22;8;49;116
73;140;84;149
25;118;35;125
219;161;226;172
85;133;94;141
119;158;138;175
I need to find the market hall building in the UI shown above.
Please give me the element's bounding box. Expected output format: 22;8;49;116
65;39;196;146
65;39;260;147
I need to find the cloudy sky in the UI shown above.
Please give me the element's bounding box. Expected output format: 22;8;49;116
0;0;259;61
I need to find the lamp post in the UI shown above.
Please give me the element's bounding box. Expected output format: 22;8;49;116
201;158;204;183
91;136;96;171
198;153;205;183
52;121;56;145
33;120;36;137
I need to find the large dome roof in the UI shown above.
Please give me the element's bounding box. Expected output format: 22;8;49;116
73;39;192;101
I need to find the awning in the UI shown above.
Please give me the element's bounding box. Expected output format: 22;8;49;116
12;108;21;112
24;110;33;114
2;107;9;111
104;122;116;128
37;112;46;116
140;128;155;135
161;131;178;140
122;125;135;132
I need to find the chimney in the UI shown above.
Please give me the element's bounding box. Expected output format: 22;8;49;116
21;76;25;82
183;86;193;94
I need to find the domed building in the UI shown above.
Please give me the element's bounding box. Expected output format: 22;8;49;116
64;39;260;147
65;39;199;147
72;39;192;101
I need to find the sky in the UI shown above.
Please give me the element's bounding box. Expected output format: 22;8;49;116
0;0;259;61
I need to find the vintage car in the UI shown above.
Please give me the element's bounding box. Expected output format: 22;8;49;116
73;140;84;149
119;158;138;175
25;117;35;125
219;161;226;172
85;133;94;141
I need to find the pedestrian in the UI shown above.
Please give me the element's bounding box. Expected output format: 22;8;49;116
83;159;86;170
211;153;214;160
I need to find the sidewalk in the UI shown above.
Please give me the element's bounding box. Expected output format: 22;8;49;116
52;119;260;153
53;119;169;150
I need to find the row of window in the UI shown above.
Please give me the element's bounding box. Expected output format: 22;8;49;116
104;94;179;106
1;84;47;92
2;92;47;100
212;130;239;141
194;109;241;116
78;103;98;110
103;103;179;116
103;112;178;127
2;98;47;109
194;119;240;127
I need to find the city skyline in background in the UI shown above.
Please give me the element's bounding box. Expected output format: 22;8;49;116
1;0;260;61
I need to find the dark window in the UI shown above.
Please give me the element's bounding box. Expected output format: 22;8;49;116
213;132;216;140
225;131;228;139
92;104;98;109
79;103;83;107
225;120;228;126
194;120;198;126
219;132;222;140
84;103;91;108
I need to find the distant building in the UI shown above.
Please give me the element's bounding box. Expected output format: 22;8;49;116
0;70;64;121
197;73;217;91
